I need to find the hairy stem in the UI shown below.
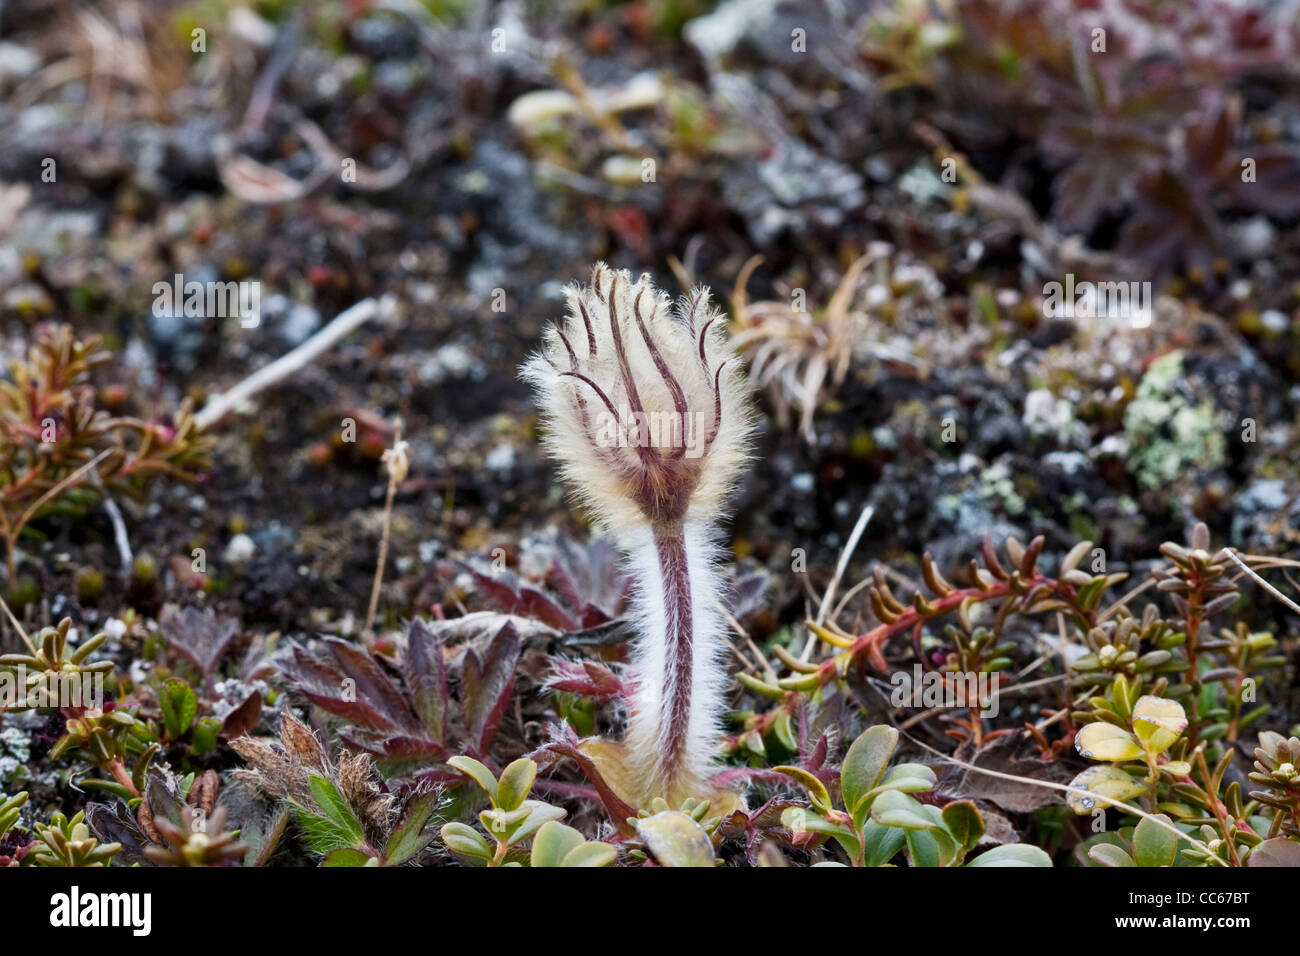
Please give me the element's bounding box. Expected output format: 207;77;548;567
627;522;723;801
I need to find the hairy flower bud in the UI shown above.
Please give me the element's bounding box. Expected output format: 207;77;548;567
523;264;754;804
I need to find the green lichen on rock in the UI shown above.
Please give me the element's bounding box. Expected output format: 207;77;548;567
1123;351;1224;490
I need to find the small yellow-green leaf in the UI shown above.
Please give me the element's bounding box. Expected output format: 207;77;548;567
635;810;715;867
773;765;832;814
780;806;858;852
941;800;985;855
876;762;937;794
560;841;617;867
1066;765;1146;814
772;710;798;752
870;790;935;830
1131;696;1187;754
841;725;898;816
1159;760;1192;777
529;820;585;867
495;758;537;812
1088;843;1136;867
440;822;491;862
1075;722;1143;762
505;801;566;848
447;755;498;805
967;844;1053;866
1111;673;1136;715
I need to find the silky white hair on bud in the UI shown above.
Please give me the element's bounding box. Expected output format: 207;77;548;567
522;263;754;803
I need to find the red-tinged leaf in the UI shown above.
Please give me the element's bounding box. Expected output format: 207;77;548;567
806;732;829;771
220;691;263;739
538;734;637;832
380;736;448;761
462;623;521;753
372;736;448;777
579;604;614;628
547;659;625;698
728;570;772;622
1228;145;1300;217
159;605;241;677
518;585;579;631
404;618;448;746
324;638;420;734
299;688;402;733
463;563;527;613
1051;159;1132;234
1185;98;1235;176
553;533;627;619
550;545;584;612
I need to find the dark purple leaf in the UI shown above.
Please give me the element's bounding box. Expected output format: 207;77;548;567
323;638;421;734
159;605;241;677
462;623;520;754
404;618;449;746
220;691;263;740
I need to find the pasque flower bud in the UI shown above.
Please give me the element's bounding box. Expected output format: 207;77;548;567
523;264;753;804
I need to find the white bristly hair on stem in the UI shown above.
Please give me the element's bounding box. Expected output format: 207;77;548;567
522;263;754;804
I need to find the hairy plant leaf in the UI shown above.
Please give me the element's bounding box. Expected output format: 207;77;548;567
462;623;521;753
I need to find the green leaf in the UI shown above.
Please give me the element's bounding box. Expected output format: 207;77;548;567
773;765;832;814
1088;843;1136;867
159;678;197;738
841;725;899;817
446;755;499;805
191;718;221;755
322;847;374;867
780;805;860;857
495;758;537;812
1248;837;1300;867
383;791;441;865
906;828;941;867
860;818;906;867
635;810;716;867
293;807;360;855
1112;673;1136;715
941;800;984;858
560;841;617;867
1066;765;1146;814
80;779;136;800
530;820;586;867
1131;696;1187;754
440;822;492;863
1132;814;1177;867
131;743;158;793
501;801;566;848
1075;722;1143;761
870;790;936;830
868;763;937;804
771;711;798;753
967;844;1053;867
308;775;365;847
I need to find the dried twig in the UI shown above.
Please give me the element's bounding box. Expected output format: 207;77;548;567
1225;548;1300;616
195;296;389;430
365;421;408;635
801;504;874;660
